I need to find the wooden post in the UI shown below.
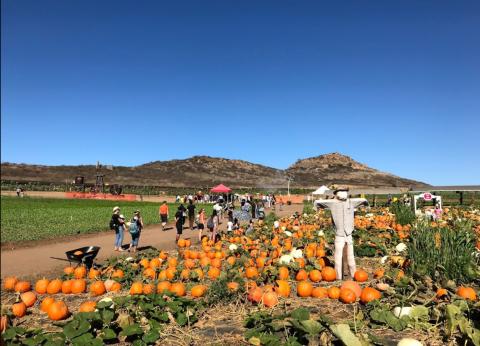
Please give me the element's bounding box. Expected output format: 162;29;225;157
342;244;349;279
471;192;475;205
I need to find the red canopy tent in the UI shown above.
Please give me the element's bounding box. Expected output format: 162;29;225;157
210;184;232;193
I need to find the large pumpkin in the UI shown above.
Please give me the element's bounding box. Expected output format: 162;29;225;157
246;267;259;279
35;279;51;294
263;291;278;307
12;302;27;318
143;284;155;294
89;269;100;279
71;279;87;294
79;302;97;312
90;281;106;296
130;282;144;295
360;287;381;304
64;267;75;275
309;270;322;283
14;282;32;293
297;281;313;297
191;285;207;297
61;280;73;294
74;267;87;278
328;287;341;299
47;280;63;295
4;278;19;291
321;267;336;282
354;270;368;282
278;267;289;280
340;281;362;300
171;283;186;297
339;288;356;304
110;282;122;292
104;280;116;291
274;280;291;297
248;288;263;303
48;301;69;321
157;281;172;293
312;287;328;298
20;291;37;307
295;270;308;281
41;297;55;312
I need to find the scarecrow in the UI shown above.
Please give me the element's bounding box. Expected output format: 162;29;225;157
313;187;370;280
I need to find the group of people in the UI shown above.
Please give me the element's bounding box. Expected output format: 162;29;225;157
16;187;26;197
175;192;232;204
110;206;144;253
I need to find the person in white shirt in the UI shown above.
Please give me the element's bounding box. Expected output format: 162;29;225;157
188;194;193;203
227;220;233;232
267;195;271;208
307;195;311;202
215;202;223;219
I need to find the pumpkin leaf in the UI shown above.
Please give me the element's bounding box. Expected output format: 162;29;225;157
290;308;309;321
366;333;388;345
63;320;91;339
248;336;261;346
408;306;429;321
99;328;117;340
176;313;188;326
96;300;114;309
142;329;160;344
71;332;93;345
132;340;147;346
259;334;282;346
100;310;115;325
120;323;144;337
445;304;462;334
300;320;325;336
330;324;362;346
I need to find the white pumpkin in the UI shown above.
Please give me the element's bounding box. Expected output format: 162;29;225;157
125;257;134;262
95;297;115;312
381;256;389;264
279;255;294;264
392;306;411;318
229;244;238;251
397;338;423;346
396;243;408;252
317;230;324;236
289;248;303;259
284;231;292;237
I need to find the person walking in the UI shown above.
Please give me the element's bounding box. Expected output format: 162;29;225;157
187;200;196;230
271;195;277;211
159;201;169;231
175;206;184;244
250;198;256;220
140;193;143;202
279;198;284;211
196;208;206;241
208;209;219;242
111;206;125;251
128;210;144;253
16;187;20;197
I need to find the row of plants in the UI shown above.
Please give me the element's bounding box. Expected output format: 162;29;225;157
2;205;479;345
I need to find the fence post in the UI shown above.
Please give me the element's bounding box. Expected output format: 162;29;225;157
471;192;475;205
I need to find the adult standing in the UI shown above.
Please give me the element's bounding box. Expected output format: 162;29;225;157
209;209;219;242
271;194;277;211
267;195;271;208
197;208;206;241
159;201;169;231
313;187;369;280
215;202;223;219
187;200;196;230
128;210;144;253
188;193;193;204
250;198;256;220
174;206;184;244
111;206;125;251
16;187;20;197
307;194;311;203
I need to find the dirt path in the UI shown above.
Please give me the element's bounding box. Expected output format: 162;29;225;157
0;202;306;280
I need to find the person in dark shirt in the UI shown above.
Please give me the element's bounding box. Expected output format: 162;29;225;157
187;201;196;230
227;206;234;223
111;206;125;251
174;206;184;243
250;198;256;220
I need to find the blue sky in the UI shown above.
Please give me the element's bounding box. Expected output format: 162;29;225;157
1;1;479;185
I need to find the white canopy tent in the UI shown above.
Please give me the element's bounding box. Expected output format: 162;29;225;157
312;186;330;195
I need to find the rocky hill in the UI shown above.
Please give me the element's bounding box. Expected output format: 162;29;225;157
0;153;428;189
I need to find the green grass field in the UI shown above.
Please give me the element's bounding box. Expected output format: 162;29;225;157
0;196;214;243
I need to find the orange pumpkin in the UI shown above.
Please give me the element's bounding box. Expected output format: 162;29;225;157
143;268;157;279
64;267;75;275
47;280;63;295
79;302;97;312
178;239;186;247
4;278;19;291
340;281;362;300
104;280;116;291
110;282;122;292
339;288;356;304
14;282;32;293
207;267;220;279
274;280;291;297
191;285;207;297
246;267;259;279
312;287;328;298
74;267;87;278
263;291;278;307
321;267;337;282
456;287;477;301
278;267;289;280
227;282;239;292
90;281;106;296
12;302;27;318
309;270;322;283
373;270;385;279
297;281;313;297
89;269;100;279
248;288;264;303
295;270;308;281
171;283;186;297
111;270;124;278
131;282;144;294
143;284;155;294
157;281;172;293
360;287;381;304
41;297;55;312
71;279;86;294
354;270;368;282
328;287;341;299
35;279;51;294
48;301;69;321
20;291;37;307
61;280;73;294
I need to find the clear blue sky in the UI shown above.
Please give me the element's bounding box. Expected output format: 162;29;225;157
2;1;479;185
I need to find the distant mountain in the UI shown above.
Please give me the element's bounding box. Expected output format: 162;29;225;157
0;153;429;189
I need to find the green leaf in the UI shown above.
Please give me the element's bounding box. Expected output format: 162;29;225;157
2;328;17;340
244;326;266;340
260;334;282;346
445;304;462;334
367;333;389;345
63;320;91;339
408;306;429;321
71;332;93;345
99;328;117;340
143;329;160;344
100;310;115;325
290;308;309;321
330;324;362;346
96;300;114;309
300;320;324;336
176;313;188;326
319;312;336;325
113;296;132;307
148;319;162;330
249;336;261;346
133;340;147;346
120;323;144;337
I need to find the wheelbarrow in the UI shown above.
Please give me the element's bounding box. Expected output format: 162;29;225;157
64;246;101;269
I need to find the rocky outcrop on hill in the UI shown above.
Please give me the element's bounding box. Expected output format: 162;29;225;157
0;153;428;188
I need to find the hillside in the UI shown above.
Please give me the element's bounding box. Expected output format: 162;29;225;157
0;153;429;189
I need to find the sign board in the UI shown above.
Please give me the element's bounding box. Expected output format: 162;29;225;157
393;197;397;202
360;194;365;198
423;193;432;200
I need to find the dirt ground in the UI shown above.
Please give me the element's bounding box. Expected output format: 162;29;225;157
1;191;307;280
